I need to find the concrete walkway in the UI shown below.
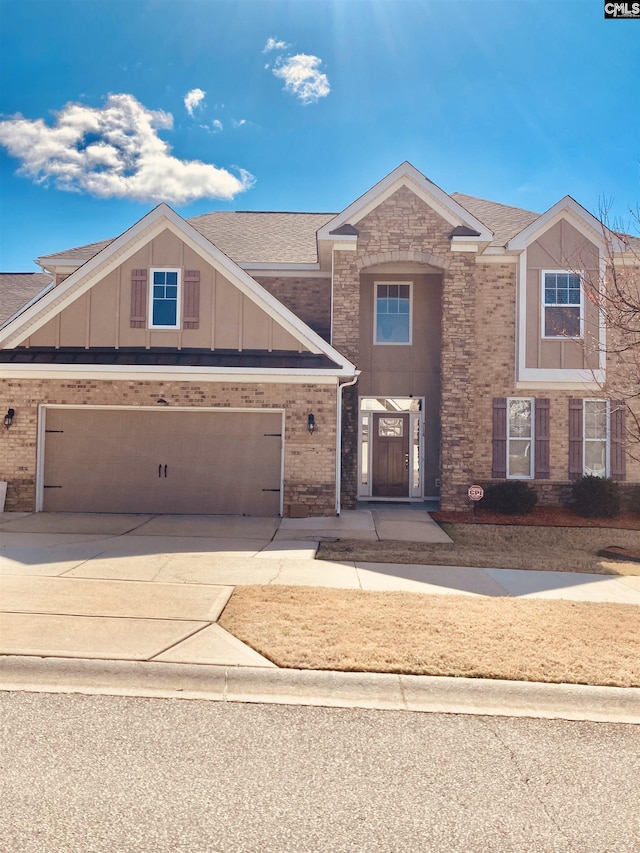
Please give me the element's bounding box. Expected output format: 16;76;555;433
1;510;639;723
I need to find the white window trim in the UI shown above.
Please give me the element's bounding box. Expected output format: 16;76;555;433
357;396;424;498
540;269;584;341
506;397;534;480
149;268;182;330
583;398;610;478
373;281;413;346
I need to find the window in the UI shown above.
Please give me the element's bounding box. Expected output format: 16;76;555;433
149;268;181;329
374;282;411;344
542;271;582;339
584;399;608;477
507;398;533;478
493;397;548;480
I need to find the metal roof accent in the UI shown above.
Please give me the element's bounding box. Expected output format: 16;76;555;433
0;347;340;369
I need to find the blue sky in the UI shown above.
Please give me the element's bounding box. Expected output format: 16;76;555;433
1;0;638;271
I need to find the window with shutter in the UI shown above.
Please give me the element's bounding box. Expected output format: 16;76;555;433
610;401;626;482
149;268;181;329
534;399;550;479
492;398;507;479
130;269;148;328
568;398;584;480
183;270;200;330
507;398;534;479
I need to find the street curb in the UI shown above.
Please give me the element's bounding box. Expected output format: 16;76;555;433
1;656;639;724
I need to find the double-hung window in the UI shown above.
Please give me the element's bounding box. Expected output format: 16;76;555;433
542;271;582;339
374;282;412;344
149;268;181;329
584;399;608;477
507;398;533;478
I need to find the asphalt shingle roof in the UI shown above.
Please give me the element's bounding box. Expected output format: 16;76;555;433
0;273;53;326
450;193;539;246
39;211;336;267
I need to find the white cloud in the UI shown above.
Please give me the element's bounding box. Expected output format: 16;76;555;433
272;54;330;104
263;37;289;53
0;94;254;205
184;88;206;117
211;119;224;132
231;118;247;128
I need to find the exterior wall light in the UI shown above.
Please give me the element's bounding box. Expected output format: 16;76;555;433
307;413;316;434
4;408;15;429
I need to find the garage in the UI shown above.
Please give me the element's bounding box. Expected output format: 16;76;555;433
40;407;283;516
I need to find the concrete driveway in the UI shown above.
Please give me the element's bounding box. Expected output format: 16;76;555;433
1;509;639;667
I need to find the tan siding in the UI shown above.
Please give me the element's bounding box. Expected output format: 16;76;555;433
150;229;183;267
23;232;313;354
242;295;270;350
90;272;119;346
525;220;600;370
271;322;302;351
214;277;241;348
28;317;58;347
58;293;87;346
358;270;442;495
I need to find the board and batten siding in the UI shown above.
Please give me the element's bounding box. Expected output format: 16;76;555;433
24;229;305;353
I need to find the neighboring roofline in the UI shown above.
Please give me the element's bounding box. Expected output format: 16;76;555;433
317;161;494;243
507;196;618;251
0;277;55;331
0;204;357;374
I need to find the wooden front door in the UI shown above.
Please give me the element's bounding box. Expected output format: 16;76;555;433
372;413;410;497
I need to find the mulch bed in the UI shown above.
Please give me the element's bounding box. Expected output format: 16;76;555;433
432;505;640;531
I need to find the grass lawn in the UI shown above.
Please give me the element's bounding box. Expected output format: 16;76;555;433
219;586;640;688
317;523;640;575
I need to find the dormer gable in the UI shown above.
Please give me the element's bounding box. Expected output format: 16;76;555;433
0;204;356;377
317;162;493;253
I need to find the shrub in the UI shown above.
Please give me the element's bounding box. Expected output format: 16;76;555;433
482;481;538;515
571;476;621;518
624;484;640;516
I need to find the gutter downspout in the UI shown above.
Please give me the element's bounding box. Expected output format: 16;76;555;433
336;373;359;516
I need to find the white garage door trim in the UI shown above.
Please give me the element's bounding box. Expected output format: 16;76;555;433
36;404;286;515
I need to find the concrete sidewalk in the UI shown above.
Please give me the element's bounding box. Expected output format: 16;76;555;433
1;509;639;724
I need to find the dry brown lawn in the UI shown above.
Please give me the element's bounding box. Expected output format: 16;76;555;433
219;585;640;687
317;523;640;575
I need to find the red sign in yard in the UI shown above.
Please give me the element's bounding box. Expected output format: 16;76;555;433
468;485;484;501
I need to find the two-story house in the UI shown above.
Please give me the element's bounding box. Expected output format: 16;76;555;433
1;162;637;516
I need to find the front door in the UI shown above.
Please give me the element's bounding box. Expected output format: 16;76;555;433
372;413;410;497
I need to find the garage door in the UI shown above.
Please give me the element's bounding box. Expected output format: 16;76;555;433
41;408;283;515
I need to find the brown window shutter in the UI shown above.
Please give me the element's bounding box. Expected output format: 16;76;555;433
492;398;507;478
183;270;200;330
130;269;148;328
568;398;583;480
610;400;626;482
534;398;550;479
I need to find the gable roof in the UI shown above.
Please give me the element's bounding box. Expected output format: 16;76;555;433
1;204;357;375
317;162;494;243
38;212;335;268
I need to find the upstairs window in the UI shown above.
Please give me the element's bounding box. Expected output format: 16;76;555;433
374;282;412;344
149;268;181;329
542;271;582;339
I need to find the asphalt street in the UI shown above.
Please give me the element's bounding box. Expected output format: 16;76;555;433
1;692;638;853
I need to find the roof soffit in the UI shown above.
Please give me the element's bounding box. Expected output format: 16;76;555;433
0;206;356;373
317;162;494;244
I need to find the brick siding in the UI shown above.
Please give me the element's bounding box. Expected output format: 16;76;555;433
0;378;338;515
